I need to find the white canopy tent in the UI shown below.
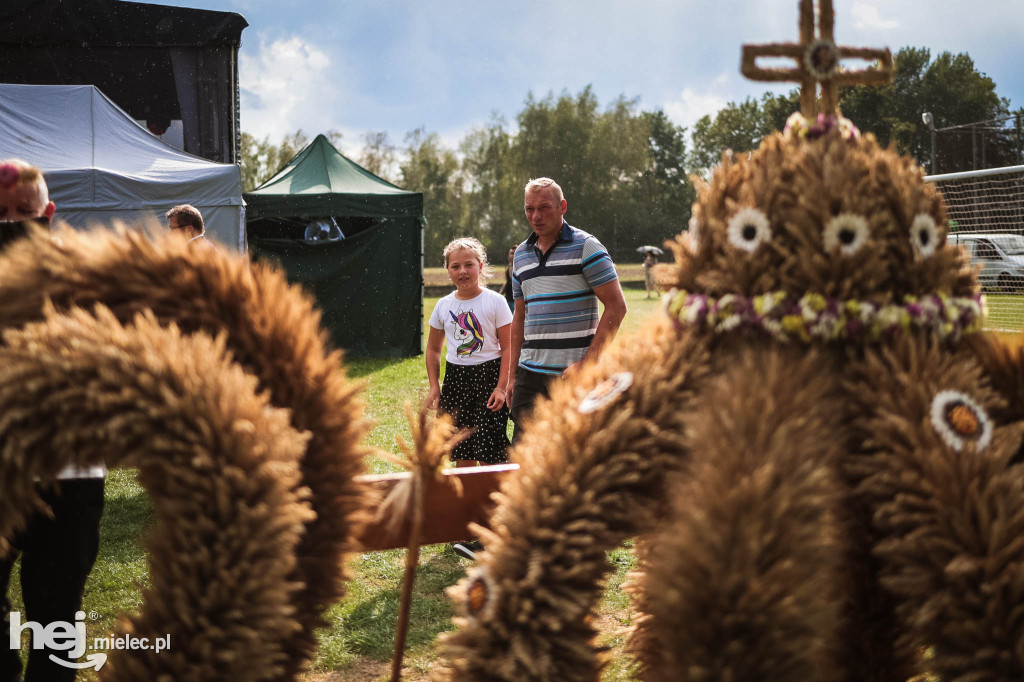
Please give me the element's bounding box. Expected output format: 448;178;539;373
0;83;244;249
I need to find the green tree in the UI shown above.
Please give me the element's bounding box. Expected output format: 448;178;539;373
761;89;803;134
840;47;1008;172
688;91;799;172
511;87;652;260
688;98;761;172
240;131;307;192
239;129;344;192
583;94;650;258
514;86;601;208
399;127;465;264
688;47;1008;176
459;116;524;261
358;131;398;183
629;110;696;253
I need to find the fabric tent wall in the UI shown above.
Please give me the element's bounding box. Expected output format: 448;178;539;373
0;84;244;249
249;218;422;358
53;205;242;249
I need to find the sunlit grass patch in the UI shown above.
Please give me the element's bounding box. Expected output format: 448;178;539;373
16;287;664;679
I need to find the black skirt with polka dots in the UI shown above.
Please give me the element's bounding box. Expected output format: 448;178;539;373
439;357;509;464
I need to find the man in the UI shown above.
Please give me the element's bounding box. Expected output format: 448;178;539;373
165;204;207;242
508;177;627;443
0;159;106;682
0;159;54;250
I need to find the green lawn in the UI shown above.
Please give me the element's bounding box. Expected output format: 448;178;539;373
10;285;1020;680
7;287;662;681
423;263;649;287
984;293;1024;335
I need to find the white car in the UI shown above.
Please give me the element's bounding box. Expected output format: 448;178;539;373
946;232;1024;293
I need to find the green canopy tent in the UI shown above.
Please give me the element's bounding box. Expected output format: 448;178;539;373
245;134;423;357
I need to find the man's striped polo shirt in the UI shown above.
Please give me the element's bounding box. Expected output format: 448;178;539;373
511;221;618;375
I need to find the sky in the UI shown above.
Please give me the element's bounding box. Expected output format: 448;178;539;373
157;0;1024;154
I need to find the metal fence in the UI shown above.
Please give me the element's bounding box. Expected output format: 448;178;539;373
929;164;1024;332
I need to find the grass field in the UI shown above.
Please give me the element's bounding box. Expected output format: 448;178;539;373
424;263;649;287
8;284;1022;680
6;288;664;682
983;294;1024;334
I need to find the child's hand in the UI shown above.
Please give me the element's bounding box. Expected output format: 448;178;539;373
426;388;440;410
487;388;506;411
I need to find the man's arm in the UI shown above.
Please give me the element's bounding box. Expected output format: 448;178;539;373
489;322;513;410
507;299;526;401
581;279;626;363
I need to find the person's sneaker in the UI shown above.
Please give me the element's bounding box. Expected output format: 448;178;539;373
452;540;483;560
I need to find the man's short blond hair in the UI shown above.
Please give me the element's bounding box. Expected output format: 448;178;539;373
524;177;564;204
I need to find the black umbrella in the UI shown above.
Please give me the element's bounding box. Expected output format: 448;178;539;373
636;245;664;255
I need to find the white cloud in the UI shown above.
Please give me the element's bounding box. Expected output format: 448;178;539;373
239;35;335;141
852;2;898;30
664;86;730;131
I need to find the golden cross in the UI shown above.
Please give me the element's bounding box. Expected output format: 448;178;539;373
741;0;893;117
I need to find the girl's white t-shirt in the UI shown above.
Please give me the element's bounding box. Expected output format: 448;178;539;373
429;288;513;365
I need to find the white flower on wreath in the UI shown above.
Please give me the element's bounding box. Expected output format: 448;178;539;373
857;302;876;323
718;314;743;332
876;305;906;330
763;318;783;337
822;213;870;256
727;207;772;252
910;214;940;259
930;390;993;453
684;301;704;324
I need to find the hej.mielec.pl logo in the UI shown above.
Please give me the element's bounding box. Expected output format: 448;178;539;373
9;610;171;671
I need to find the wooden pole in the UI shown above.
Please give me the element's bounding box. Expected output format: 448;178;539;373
390;474;424;682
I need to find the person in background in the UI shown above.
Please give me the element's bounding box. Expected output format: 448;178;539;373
497;246;516;312
643;250;658;299
425;237;513;560
0;159;54;250
0;159;106;682
508;177;626;444
165;204;207;243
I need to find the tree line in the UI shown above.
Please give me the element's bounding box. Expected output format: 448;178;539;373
241;47;1017;266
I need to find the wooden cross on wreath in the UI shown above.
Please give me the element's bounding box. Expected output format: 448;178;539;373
741;0;893;117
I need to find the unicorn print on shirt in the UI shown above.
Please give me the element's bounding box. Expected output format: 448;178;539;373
449;309;484;358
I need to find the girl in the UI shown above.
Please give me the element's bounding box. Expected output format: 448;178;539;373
426;237;513;466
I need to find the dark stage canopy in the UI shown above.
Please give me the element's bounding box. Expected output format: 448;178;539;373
0;0;247;164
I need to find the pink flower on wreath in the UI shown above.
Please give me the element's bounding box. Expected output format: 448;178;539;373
0;163;18;188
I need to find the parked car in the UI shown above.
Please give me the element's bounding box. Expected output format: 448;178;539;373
946;232;1024;293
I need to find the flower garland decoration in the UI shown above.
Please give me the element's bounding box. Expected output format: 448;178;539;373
665;288;985;344
784;111;860;141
